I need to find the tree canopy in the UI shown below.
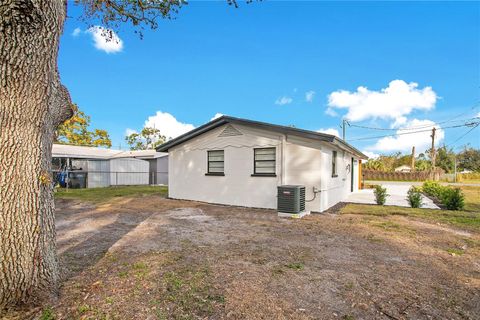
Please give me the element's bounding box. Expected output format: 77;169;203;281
363;146;480;173
125;127;166;150
457;148;480;172
55;105;112;148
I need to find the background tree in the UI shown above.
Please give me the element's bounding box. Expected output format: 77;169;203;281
0;0;250;310
435;146;455;173
413;153;432;171
125;127;166;150
55;105;112;148
457;147;480;172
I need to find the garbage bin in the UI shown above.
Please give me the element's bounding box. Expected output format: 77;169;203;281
69;171;87;189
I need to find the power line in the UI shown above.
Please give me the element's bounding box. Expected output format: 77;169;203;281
347;104;480;132
445;123;480;149
349;116;478;132
348;121;480;142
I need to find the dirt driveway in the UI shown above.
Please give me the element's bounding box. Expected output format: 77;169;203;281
7;194;480;319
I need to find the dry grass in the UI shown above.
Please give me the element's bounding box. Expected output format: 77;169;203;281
2;188;479;319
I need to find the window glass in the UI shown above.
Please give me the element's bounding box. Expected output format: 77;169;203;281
208;150;224;173
254;148;275;174
332;150;338;177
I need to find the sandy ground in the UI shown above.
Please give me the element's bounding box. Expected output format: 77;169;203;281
3;194;480;319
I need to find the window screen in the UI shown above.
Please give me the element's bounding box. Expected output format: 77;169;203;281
208;150;224;174
254;148;276;174
332;150;338;177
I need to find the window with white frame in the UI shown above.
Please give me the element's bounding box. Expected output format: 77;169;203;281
253;147;276;176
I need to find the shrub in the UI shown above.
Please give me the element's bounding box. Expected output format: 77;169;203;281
422;181;465;210
440;187;465;211
373;185;389;205
422;181;443;198
407;186;423;208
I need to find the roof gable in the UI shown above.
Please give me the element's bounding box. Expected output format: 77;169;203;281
156;116;368;159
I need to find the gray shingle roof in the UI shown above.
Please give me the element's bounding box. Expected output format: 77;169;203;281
156;115;368;159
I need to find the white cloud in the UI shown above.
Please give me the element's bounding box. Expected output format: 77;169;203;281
327;80;437;122
72;27;81;37
87;26;123;54
391;116;407;128
305;90;316;103
125;128;137;136
366;119;444;153
144;111;195;140
210;113;224;121
275;96;293;105
363;151;380;159
325;108;338;117
476;112;480;118
317;128;340;138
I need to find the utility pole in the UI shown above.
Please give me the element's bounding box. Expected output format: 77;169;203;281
430;127;436;168
342;119;349;141
411;146;416;171
453;154;457;183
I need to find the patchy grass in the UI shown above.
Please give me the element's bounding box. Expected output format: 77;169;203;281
460;186;480;212
39;307;55;320
446;248;465;256
55;185;167;203
285;262;304;270
341;186;480;231
341;204;480;231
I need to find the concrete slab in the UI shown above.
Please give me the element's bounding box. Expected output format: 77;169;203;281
346;183;440;209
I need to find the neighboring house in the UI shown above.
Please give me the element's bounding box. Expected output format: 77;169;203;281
157;116;368;212
52;144;168;187
394;165;412;173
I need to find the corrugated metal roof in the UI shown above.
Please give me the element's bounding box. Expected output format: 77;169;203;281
52;144;168;160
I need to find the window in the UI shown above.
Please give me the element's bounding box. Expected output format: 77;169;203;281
332;150;338;177
207;150;224;175
253;147;276;176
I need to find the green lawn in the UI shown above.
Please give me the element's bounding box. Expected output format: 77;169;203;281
55;185;168;203
341;186;480;231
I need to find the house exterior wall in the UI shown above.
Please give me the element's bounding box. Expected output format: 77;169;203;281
168;124;281;209
317;146;355;212
168;123;361;212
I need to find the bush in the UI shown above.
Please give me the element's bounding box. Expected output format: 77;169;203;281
373;185;389;205
440;187;465;210
422;181;465;210
422;181;443;198
407;186;423;208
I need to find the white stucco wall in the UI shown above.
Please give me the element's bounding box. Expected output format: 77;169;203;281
168;123;361;212
168;124;282;209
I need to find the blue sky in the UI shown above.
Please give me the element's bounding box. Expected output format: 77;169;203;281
59;1;479;155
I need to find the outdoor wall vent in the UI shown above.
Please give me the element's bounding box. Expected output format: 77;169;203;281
219;124;243;137
277;185;306;215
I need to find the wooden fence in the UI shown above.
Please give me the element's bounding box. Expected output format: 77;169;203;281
363;169;444;181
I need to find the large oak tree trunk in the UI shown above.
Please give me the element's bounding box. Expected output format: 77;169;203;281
0;0;73;309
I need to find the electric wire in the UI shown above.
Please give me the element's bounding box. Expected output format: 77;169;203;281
348;121;480;142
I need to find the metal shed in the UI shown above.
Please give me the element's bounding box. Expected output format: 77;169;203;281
109;158;150;186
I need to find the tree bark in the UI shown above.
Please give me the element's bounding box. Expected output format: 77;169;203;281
0;0;73;309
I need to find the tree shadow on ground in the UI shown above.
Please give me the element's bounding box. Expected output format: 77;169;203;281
56;202;155;280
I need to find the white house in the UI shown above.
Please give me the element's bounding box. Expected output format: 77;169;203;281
394;165;412;173
157;116;368;212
